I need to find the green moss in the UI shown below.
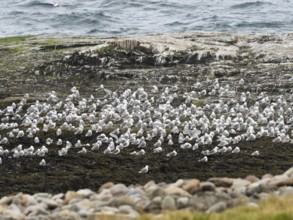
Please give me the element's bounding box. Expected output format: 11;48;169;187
189;45;204;51
42;38;62;46
8;46;25;54
0;36;32;45
96;44;123;57
192;99;205;107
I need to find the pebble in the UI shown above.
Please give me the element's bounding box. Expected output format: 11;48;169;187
161;196;176;210
182;179;200;194
1;167;293;217
206;201;227;213
200;182;216;191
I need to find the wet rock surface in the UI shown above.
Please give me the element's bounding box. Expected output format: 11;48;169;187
0;32;293;198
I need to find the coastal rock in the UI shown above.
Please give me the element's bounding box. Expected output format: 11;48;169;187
99;182;115;192
262;174;273;180
200;182;216;192
283;167;293;177
165;186;191;197
110;184;128;196
143;198;161;213
161;196;176;211
245;175;260;183
118;205;140;218
169;179;185;188
65;191;90;203
90;190;113;202
207;177;235;187
267;175;293;188
206;201;227;213
76;189;95;198
231;179;251;195
0;196;14;206
176;197;189;209
50;209;82;220
182;179;200;194
24;203;49;216
188;193;220;211
107;195;134;208
1;209;26;220
246;182;262;196
149;188;167;199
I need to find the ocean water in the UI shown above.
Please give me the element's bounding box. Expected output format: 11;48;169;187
0;0;292;37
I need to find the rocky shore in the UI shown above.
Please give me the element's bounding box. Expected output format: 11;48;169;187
1;167;293;219
1;32;293;219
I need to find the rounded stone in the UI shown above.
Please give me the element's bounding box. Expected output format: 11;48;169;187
110;184;128;196
206;201;227;213
99;182;115;192
199;182;216;192
182;179;200;194
161;196;176;211
165;186;191;197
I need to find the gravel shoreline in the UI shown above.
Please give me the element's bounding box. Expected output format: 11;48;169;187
1;167;293;219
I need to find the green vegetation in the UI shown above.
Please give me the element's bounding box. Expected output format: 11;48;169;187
0;36;32;45
189;45;204;51
140;195;293;220
8;46;25;54
42;37;62;46
192;98;205;107
96;44;119;56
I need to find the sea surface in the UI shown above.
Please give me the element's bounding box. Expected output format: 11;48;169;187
0;0;293;37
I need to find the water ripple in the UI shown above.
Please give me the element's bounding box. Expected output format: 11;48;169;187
0;0;292;37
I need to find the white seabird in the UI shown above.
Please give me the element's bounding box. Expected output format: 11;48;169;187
232;147;240;154
139;165;149;174
77;147;87;154
166;150;177;157
39;159;46;166
153;146;163;153
34;137;40;144
58;147;68;156
180;143;192;149
251;150;259;156
199;156;208;162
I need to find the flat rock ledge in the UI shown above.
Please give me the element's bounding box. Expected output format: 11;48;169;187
2;167;293;219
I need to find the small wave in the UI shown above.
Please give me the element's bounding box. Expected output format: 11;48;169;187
235;21;281;28
231;1;274;9
164;21;191;27
19;1;56;8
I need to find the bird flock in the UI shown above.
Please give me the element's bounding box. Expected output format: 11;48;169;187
0;78;293;173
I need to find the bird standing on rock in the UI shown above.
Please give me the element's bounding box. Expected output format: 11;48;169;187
139;165;149;173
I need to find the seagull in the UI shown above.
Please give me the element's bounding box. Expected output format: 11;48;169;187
57;139;63;146
180;143;192;149
251;150;259;156
232;147;240;154
0;137;8;145
153;146;163;153
199;156;208;162
34;137;40;144
39;159;46;166
77;147;87;154
58;148;68;156
166;150;177;157
192;143;199;150
56;128;62;136
139;165;149;174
